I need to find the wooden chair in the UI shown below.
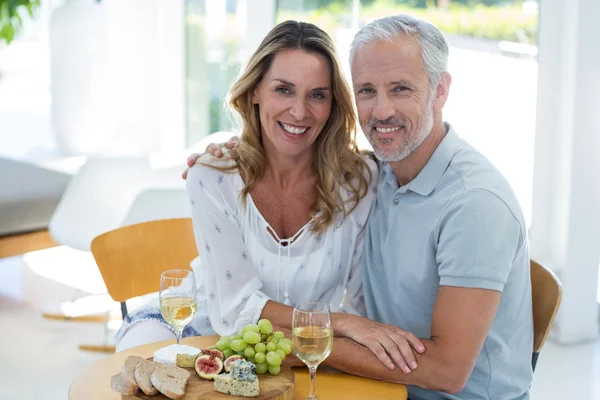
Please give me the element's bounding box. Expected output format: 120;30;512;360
530;259;562;371
91;217;198;325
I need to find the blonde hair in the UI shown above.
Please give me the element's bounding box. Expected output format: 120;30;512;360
211;20;370;233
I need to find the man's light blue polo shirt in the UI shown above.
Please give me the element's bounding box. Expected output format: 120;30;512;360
363;124;533;400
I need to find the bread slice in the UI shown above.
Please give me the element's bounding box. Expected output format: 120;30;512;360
121;355;147;391
110;372;138;396
135;360;160;396
151;364;191;400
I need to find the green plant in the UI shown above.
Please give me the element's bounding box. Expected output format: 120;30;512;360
0;0;41;45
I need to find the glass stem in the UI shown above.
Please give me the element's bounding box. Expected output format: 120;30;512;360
176;328;183;345
308;365;318;399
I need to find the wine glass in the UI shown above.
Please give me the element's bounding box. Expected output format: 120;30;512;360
292;302;333;400
159;269;197;345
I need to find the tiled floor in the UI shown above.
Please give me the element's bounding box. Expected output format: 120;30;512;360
1;248;599;400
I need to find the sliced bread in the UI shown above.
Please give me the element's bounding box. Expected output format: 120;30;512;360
151;364;191;400
110;372;138;396
121;355;147;391
135;360;160;396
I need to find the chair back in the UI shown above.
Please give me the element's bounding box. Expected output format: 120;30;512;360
530;259;562;367
91;218;198;304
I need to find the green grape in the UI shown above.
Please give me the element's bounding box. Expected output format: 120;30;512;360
254;342;267;354
244;346;256;358
230;339;249;352
268;365;281;375
266;342;277;352
275;349;286;361
245;323;260;333
215;339;230;351
261;333;268;341
274;331;285;340
257;319;274;335
277;341;293;355
230;335;242;341
254;352;266;364
255;363;269;375
238;328;246;336
270;336;280;345
243;331;261;345
223;349;235;359
265;335;274;344
237;351;246;356
266;351;282;366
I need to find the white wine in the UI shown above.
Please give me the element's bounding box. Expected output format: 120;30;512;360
160;297;197;329
292;326;333;366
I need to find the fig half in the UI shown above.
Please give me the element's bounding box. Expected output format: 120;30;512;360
194;354;223;380
223;355;245;372
201;348;224;361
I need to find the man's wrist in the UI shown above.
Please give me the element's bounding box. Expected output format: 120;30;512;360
332;312;353;337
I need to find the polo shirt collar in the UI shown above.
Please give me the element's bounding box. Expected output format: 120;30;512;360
382;122;460;196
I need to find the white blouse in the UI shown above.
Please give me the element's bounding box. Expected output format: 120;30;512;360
185;155;378;336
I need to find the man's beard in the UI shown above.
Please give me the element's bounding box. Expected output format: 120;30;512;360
364;96;435;163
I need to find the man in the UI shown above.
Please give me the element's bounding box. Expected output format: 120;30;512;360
319;15;533;400
187;15;533;399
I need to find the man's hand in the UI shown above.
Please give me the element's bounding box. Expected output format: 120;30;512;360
181;136;241;179
282;353;305;367
335;314;425;373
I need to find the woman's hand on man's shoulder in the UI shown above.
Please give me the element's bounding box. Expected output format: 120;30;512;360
181;137;240;180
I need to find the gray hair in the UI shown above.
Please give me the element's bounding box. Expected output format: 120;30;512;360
350;14;449;91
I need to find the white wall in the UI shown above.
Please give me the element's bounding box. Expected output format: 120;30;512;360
530;0;600;344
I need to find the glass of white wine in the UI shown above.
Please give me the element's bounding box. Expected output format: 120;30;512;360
159;269;197;345
292;302;333;400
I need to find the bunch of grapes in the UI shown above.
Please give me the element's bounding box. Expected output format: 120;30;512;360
214;319;293;375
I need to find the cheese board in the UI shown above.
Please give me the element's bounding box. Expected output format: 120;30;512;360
134;359;295;400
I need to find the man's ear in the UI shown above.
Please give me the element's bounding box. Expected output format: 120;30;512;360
432;72;452;112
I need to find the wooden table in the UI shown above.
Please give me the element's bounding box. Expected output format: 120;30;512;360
69;335;407;400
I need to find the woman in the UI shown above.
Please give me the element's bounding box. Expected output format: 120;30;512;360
117;20;422;373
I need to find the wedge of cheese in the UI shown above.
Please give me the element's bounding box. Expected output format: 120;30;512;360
176;352;197;368
153;344;201;366
229;359;256;381
214;373;259;397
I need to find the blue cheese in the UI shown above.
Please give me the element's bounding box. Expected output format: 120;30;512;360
230;376;259;397
229;359;256;381
214;374;234;393
214;373;259;397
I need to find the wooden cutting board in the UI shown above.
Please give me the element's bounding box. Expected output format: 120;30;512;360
135;363;295;400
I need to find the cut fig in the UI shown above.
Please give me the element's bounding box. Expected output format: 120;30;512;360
223;355;245;372
194;354;223;380
200;348;224;361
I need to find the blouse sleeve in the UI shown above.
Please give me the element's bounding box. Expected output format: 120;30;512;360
339;157;379;317
185;158;270;336
339;222;368;316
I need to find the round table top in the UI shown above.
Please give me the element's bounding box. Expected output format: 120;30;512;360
69;335;407;400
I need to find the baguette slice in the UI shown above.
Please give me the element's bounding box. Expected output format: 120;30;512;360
110;372;138;396
121;355;147;391
135;360;160;396
151;365;191;400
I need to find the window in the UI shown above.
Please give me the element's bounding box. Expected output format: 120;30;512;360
185;0;244;146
